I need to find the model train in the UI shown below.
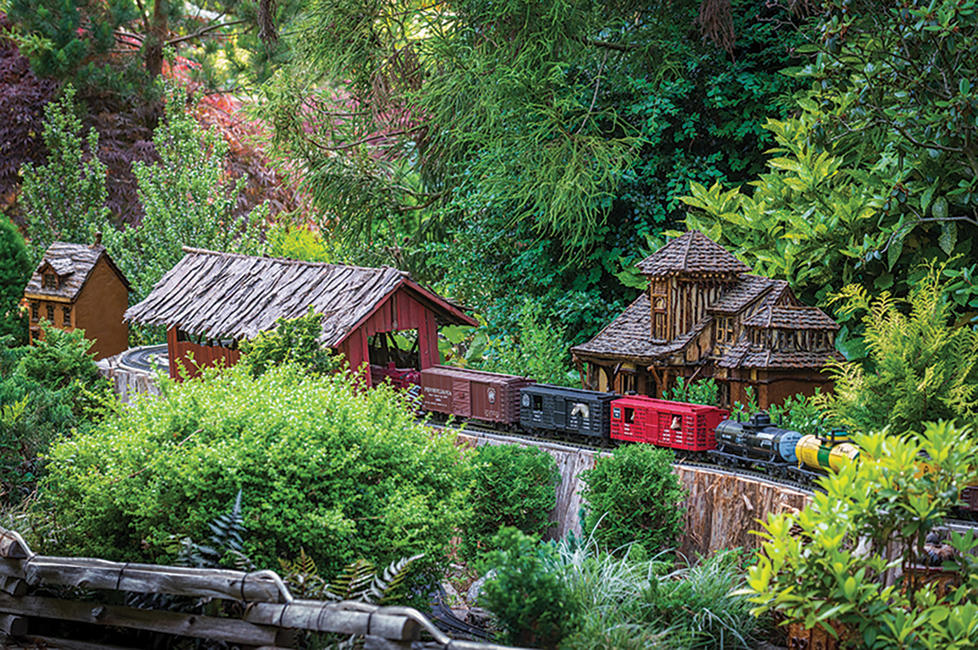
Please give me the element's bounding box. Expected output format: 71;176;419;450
415;364;978;511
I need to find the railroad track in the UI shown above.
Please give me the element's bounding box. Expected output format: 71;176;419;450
428;417;978;530
429;417;815;494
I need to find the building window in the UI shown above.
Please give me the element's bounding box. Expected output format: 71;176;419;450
42;273;57;289
62;305;71;326
716;317;735;344
30;302;39;322
46;304;55;322
651;288;669;339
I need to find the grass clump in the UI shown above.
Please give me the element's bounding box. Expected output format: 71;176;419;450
479;527;760;649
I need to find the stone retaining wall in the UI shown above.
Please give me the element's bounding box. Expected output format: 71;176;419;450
97;351;161;403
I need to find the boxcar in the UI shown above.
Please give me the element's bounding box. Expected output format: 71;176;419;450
420;365;535;426
609;396;729;452
520;384;617;440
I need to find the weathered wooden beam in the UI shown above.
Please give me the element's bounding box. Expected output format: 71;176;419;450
16;557;285;603
0;577;26;596
244;601;419;640
0;529;30;559
0;593;289;646
364;636;411;650
24;635;140;650
0;613;27;636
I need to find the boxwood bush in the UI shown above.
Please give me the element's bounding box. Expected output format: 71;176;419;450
463;444;559;559
39;364;472;577
581;444;686;555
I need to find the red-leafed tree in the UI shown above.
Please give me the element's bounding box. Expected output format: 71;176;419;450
0;15;57;210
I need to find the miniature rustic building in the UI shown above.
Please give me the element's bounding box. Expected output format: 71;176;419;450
24;241;131;360
124;248;477;382
570;231;843;408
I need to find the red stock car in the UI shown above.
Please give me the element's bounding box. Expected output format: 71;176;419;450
609;396;729;452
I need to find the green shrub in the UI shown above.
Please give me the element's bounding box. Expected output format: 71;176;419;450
238;310;341;377
17;327;103;393
263;222;342;263
39;364;472;577
746;421;978;648
19;85;110;265
463;444;559;560
667;377;719;406
474;300;578;386
479;527;578;649
765;392;826;437
0;218;31;343
0;326;113;501
581;444;685;555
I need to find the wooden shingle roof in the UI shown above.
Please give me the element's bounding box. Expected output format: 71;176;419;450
125;248;475;345
742;305;839;331
637;231;750;277
569;294;707;364
717;338;844;370
708;275;792;315
25;242;129;301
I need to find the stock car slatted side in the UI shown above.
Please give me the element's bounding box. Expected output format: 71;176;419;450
609;396;729;452
519;384;617;439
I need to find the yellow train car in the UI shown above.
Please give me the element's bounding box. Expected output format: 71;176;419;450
796;430;860;474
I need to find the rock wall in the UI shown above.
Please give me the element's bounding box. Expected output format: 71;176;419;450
457;431;811;556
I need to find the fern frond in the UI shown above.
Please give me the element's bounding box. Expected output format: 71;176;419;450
369;553;424;605
326;559;376;602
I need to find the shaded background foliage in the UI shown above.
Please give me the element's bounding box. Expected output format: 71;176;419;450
683;0;978;350
0;15;57;210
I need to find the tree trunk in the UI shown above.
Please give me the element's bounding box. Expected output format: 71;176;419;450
144;0;167;78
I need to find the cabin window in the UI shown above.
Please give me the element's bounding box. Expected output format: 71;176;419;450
30;302;39;322
46;304;55;322
62;305;71;326
716;317;735;343
42;273;57;289
650;282;669;339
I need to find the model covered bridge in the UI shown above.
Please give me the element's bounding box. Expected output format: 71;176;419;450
125;248;476;383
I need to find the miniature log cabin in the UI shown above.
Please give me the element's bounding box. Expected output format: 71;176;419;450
124;248;477;383
570;230;843;408
24;241;131;360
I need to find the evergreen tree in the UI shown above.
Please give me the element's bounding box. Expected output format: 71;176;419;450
0;217;31;341
104;83;266;300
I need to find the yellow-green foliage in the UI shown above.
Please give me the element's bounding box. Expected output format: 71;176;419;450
39;364;472;576
817;264;978;434
745;422;978;649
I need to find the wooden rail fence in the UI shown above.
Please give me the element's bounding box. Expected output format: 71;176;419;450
0;528;525;650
